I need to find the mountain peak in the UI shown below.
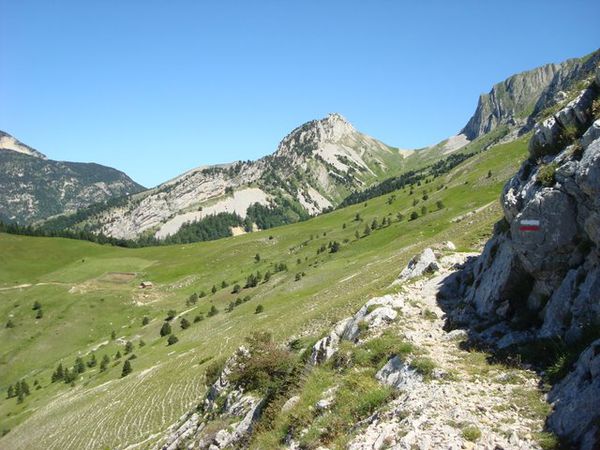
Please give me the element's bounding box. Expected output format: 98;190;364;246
0;130;47;159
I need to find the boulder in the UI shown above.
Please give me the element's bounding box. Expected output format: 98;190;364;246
395;248;439;283
529;116;563;158
375;356;421;390
310;295;403;364
580;120;600;148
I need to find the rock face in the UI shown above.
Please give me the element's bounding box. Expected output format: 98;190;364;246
69;113;410;240
547;338;600;450
0;131;144;224
461;49;600;140
445;66;600;449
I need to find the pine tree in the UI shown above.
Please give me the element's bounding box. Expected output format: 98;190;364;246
121;360;132;377
194;313;204;323
189;292;198;304
221;280;228;289
364;224;371;236
6;385;14;399
139;340;146;347
180;317;190;329
207;305;219;317
124;341;134;354
410;211;419;220
100;355;110;372
115;351;122;360
232;284;241;294
167;334;179;346
211;285;217;294
255;305;264;314
142;316;150;326
254;253;261;262
51;363;65;382
263;271;271;282
6;319;15;328
32;301;41;310
74;357;85;374
436;200;445;210
166;309;176;321
87;353;97;368
396;212;404;221
160;321;172;337
111;330;116;340
35;308;43;319
20;380;30;396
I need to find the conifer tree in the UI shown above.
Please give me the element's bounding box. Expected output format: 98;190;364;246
160;321;172;337
121;359;132;377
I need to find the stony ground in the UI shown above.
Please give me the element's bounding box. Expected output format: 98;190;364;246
346;254;549;450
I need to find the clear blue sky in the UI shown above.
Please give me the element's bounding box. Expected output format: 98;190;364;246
1;1;599;187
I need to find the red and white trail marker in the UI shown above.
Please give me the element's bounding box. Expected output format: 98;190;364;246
519;219;540;232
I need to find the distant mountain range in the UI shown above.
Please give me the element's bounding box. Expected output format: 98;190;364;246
2;49;598;242
0;131;145;224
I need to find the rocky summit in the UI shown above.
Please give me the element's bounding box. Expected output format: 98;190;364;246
65;113;409;240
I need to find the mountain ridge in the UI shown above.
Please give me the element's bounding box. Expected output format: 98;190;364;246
0;131;145;224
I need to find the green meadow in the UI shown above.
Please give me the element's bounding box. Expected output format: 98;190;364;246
0;136;527;449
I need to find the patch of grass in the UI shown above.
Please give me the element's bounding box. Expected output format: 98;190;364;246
422;308;438;321
534;431;561;450
410;357;436;380
461;424;482;442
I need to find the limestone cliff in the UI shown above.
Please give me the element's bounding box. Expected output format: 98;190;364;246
461;49;600;140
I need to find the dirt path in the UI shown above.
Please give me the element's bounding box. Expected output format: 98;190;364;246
0;282;68;291
348;256;547;450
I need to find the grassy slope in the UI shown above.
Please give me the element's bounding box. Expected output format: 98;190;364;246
0;137;527;449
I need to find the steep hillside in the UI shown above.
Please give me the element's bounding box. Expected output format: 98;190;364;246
0;131;145;224
0;134;528;449
461;49;600;140
442;65;600;449
65;113;410;240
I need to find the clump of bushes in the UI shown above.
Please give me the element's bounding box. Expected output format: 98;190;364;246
537;163;558;187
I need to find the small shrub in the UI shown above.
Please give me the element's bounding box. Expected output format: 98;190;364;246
537;163;557;187
204;358;226;386
255;305;264;314
167;334;179;346
461;424;481;442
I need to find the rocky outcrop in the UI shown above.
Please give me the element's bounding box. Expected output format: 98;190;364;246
159;349;265;450
393;248;439;283
529;87;596;158
461;49;600;140
310;295;404;364
444;66;600;449
547;338;600;449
